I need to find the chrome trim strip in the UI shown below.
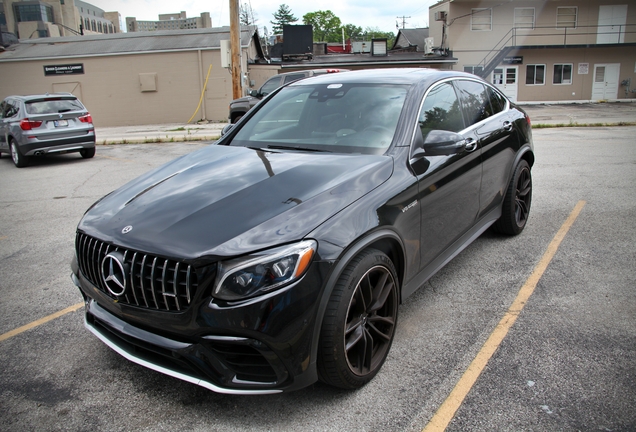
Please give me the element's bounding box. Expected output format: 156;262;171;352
150;257;159;309
130;252;139;306
160;259;170;311
202;335;249;342
173;262;181;310
140;254;149;307
186;265;192;304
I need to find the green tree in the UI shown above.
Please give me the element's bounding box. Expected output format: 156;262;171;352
342;24;363;41
240;3;257;26
303;10;342;42
362;26;396;47
270;4;298;34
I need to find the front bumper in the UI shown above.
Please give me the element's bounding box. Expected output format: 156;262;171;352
83;298;283;395
71;258;327;394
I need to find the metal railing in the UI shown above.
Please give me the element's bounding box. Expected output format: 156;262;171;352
476;24;636;77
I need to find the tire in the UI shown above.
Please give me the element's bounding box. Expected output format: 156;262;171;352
492;159;532;235
232;114;243;124
80;147;96;159
10;139;28;168
318;248;399;389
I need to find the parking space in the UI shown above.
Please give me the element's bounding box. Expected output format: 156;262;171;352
0;128;634;430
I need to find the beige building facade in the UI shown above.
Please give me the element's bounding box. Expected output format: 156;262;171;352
0;27;264;126
1;0;120;38
126;11;212;33
430;0;636;102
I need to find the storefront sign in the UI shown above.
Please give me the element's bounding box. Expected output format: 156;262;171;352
44;64;85;76
503;56;523;64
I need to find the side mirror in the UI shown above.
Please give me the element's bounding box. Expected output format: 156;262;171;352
249;89;260;97
221;123;234;136
422;130;467;156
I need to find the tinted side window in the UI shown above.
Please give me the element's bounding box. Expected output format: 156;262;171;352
0;101;6;118
3;101;18;118
283;73;306;83
260;76;282;96
487;86;507;114
418;82;464;139
454;80;492;126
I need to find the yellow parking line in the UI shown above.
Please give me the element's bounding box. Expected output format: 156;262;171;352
423;200;586;432
0;302;84;343
0;236;7;240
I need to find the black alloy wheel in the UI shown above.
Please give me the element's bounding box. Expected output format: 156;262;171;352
493;159;532;235
318;249;399;389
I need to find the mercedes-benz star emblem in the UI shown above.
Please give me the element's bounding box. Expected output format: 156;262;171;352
101;251;128;297
122;225;133;234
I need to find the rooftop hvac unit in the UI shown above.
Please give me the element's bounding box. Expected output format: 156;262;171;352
424;37;434;55
435;11;447;21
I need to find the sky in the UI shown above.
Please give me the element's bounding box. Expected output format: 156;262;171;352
87;0;439;35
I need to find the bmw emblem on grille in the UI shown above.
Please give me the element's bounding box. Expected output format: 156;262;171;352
122;225;133;234
101;251;128;297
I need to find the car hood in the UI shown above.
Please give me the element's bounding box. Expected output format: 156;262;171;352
79;145;393;260
230;96;256;106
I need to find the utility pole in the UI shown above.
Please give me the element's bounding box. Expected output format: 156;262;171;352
396;16;411;29
229;0;242;99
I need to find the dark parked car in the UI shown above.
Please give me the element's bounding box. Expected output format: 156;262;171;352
228;69;347;123
72;68;533;394
0;93;96;167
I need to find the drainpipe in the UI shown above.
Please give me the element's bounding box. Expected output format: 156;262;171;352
197;49;207;121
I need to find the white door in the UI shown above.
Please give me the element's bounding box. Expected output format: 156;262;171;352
492;66;518;102
597;5;628;44
592;64;620;100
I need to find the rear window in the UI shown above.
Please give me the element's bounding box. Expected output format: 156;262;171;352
25;98;84;115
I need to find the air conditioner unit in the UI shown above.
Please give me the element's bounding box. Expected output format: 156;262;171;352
424;37;434;55
435;11;447;21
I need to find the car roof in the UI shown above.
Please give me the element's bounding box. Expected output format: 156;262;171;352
289;68;482;87
5;93;78;102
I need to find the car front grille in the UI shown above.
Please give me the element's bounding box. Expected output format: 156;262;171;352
76;232;198;312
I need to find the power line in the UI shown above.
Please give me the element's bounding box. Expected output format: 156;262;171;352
396;16;411;29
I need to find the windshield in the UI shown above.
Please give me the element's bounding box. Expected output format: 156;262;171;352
230;83;409;154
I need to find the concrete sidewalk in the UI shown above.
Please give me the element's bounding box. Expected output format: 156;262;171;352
94;122;225;145
94;102;636;145
521;101;636;127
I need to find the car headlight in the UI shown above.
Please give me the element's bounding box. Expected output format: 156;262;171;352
213;240;317;301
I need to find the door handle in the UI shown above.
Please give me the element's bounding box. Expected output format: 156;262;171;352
503;121;513;131
464;138;477;152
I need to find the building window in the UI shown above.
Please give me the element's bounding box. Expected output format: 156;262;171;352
464;66;484;76
98;22;102;33
514;8;535;29
471;8;492;31
557;7;577;29
91;19;96;31
13;3;54;23
84;18;90;30
526;65;546;85
553;64;573;84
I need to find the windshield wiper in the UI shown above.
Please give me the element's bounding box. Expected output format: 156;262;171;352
266;145;331;153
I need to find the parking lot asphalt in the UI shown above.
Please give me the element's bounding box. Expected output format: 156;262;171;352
93;101;636;144
0;125;635;431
